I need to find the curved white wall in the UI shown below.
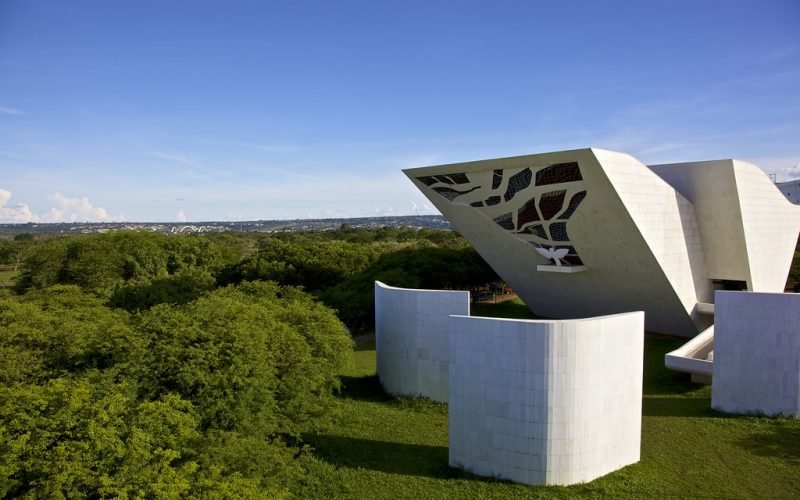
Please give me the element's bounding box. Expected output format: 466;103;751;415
374;281;469;402
712;291;800;417
448;312;644;485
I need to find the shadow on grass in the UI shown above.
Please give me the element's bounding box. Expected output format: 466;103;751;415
354;338;375;352
304;434;465;479
734;424;800;463
338;374;393;402
642;396;717;418
643;336;711;396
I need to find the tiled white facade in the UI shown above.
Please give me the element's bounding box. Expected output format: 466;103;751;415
374;281;469;402
405;149;800;337
653;160;800;294
712;291;800;418
448;312;644;485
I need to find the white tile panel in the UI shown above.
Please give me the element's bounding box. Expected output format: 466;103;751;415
712;291;800;418
374;281;469;402
448;311;644;485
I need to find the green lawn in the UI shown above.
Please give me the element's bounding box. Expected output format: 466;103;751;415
301;303;800;499
471;296;543;319
0;269;17;287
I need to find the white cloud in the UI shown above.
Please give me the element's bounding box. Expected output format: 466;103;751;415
40;193;115;222
0;188;38;223
176;209;186;222
373;205;397;215
782;161;800;180
1;189;117;223
743;156;800;182
410;200;437;214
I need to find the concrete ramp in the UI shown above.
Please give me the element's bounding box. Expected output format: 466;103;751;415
665;325;714;384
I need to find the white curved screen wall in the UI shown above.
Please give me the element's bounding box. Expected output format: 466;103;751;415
712;291;800;418
448;312;644;485
374;280;470;402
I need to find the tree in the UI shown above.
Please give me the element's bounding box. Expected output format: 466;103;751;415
134;282;352;437
220;239;382;291
321;246;498;332
0;281;351;497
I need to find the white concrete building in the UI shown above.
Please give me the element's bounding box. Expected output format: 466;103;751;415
406;148;800;337
448;312;644;485
712;291;800;417
374;281;469;402
777;179;800;205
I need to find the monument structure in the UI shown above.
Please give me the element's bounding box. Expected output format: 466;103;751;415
404;148;800;337
373;148;800;486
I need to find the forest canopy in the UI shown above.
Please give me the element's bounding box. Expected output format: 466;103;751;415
0;227;499;497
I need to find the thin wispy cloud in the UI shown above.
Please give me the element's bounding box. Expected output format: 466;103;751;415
637;143;689;156
147;151;202;169
759;44;797;63
146;150;221;181
0;151;25;160
235;163;322;182
201;140;299;153
0;106;25;116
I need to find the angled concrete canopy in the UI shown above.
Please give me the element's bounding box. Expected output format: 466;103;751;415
405;148;800;337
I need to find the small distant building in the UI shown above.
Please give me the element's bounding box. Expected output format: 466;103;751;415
777;179;800;205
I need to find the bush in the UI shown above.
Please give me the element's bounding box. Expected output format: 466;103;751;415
0;282;352;496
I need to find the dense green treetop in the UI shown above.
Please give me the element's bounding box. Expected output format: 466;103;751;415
0;282;351;498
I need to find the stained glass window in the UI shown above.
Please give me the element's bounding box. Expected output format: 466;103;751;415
548;222;569;241
559;191;587;220
517;197;540;228
535;162;582;186
494;213;515;230
539;190;567;220
503;168;533;202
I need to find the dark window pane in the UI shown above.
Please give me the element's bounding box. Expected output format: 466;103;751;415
494;213;515;230
549;222;569;241
434;175;454;185
433;186;479;200
559;191;587;220
516;196;540;228
416;176;438;186
535;162;582;186
519;224;547;239
447;173;471;184
492;169;503;189
503;168;533;201
539;190;567;220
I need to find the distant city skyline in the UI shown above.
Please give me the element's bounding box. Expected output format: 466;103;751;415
1;0;799;223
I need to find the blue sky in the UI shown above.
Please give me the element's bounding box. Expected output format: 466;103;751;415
1;0;798;222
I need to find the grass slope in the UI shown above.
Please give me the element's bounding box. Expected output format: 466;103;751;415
0;269;16;287
0;270;16;297
302;300;800;499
